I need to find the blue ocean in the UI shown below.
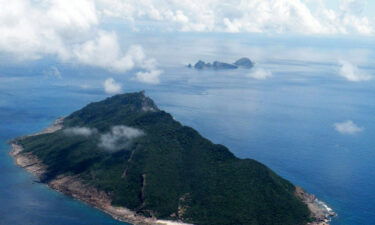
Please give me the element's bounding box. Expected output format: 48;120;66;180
1;33;374;225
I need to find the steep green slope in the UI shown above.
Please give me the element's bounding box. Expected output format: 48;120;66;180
19;91;310;225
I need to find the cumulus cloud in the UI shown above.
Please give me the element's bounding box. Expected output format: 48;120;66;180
99;125;144;152
338;60;372;82
103;78;122;94
96;0;375;35
136;69;163;84
1;0;375;58
1;0;374;87
64;127;97;137
247;68;272;80
71;33;163;81
73;32;146;73
0;0;162;83
334;120;363;135
0;0;98;60
70;32;163;81
132;57;163;84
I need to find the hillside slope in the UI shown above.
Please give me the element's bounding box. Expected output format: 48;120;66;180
18;91;310;225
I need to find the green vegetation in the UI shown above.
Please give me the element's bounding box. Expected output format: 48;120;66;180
19;91;310;225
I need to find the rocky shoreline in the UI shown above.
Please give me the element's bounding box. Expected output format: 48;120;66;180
9;119;335;225
9;119;191;225
295;187;336;225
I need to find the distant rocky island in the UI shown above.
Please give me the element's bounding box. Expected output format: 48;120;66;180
9;91;335;225
188;57;254;70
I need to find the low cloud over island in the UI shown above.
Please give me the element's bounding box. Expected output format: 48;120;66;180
64;125;145;152
64;127;98;137
99;125;145;152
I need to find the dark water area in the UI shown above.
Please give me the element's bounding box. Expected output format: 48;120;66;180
1;34;374;224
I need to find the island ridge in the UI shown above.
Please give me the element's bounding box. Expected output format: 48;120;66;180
10;91;335;225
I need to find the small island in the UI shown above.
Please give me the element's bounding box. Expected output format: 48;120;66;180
9;91;335;225
188;57;254;70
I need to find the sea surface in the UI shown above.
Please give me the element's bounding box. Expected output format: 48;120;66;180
0;33;374;225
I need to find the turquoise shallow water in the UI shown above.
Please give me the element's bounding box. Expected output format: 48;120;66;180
1;33;375;225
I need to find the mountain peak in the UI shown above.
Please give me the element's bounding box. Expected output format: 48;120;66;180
63;91;160;130
111;91;159;112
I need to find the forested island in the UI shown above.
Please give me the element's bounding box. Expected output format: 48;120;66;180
10;91;335;225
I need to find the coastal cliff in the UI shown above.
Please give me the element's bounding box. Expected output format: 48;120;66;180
9;92;335;225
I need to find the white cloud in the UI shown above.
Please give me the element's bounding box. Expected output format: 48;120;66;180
247;68;272;80
132;56;163;84
73;32;149;73
103;78;122;94
0;0;99;60
338;60;372;82
334;120;363;135
99;125;144;152
47;0;99;30
64;127;97;137
96;0;375;35
136;69;163;84
0;0;162;82
1;0;374;87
